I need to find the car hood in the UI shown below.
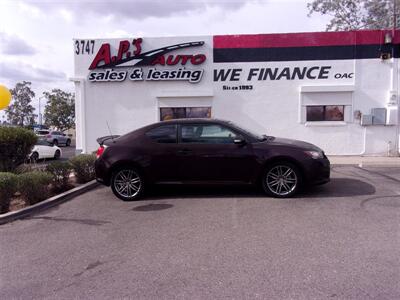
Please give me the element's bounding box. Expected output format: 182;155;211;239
266;137;322;151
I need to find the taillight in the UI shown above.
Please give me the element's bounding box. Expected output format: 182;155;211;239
46;134;51;138
96;145;107;158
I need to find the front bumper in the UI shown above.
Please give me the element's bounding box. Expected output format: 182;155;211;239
305;157;330;186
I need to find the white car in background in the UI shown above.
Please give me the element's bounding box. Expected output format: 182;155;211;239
30;139;62;161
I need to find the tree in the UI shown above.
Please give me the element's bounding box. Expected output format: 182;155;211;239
43;89;75;131
307;0;399;31
5;81;36;126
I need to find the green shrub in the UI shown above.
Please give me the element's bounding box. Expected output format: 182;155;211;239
0;172;18;213
69;154;96;183
18;171;52;205
0;127;37;172
46;161;73;192
14;163;34;174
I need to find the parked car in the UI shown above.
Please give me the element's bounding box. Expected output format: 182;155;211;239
30;139;62;161
36;130;71;146
95;119;330;200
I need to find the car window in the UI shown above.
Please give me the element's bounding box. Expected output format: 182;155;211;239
36;138;50;146
180;124;238;144
37;130;49;135
145;125;177;143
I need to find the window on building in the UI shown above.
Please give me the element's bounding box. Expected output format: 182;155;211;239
180;124;238;144
306;105;344;122
160;107;211;121
145;125;177;143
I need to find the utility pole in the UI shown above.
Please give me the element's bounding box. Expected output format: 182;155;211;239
38;95;44;126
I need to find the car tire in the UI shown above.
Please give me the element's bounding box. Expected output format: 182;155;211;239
111;168;144;201
53;139;58;146
30;152;39;163
262;162;302;198
66;139;71;147
54;150;61;160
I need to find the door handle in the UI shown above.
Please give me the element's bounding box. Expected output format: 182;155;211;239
177;149;192;155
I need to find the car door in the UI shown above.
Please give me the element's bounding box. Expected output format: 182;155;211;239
177;123;256;183
144;124;181;183
55;132;66;144
35;140;50;158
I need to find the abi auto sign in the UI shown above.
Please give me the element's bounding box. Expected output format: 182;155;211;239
87;39;206;83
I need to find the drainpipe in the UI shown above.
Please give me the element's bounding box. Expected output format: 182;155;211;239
393;27;400;156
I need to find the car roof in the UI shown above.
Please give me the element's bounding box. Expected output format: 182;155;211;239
158;118;230;125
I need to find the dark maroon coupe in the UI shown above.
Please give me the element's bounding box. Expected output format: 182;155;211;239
95;119;330;200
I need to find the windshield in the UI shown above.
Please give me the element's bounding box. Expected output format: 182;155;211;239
227;121;266;141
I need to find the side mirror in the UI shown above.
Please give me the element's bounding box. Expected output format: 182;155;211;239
63;133;66;136
233;137;246;145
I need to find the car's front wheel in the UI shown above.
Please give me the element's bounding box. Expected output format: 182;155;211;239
262;162;301;198
111;168;144;201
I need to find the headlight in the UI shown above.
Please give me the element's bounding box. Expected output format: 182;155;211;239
304;150;323;159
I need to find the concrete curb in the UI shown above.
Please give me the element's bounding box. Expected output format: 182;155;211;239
0;180;99;225
329;156;400;167
331;163;400;167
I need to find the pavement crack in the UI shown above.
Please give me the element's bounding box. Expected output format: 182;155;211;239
27;216;111;226
360;195;400;208
356;166;400;184
74;260;104;277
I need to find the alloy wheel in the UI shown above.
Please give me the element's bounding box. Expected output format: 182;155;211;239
113;169;142;198
266;165;298;196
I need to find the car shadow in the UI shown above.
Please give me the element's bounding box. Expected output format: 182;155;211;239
144;177;376;200
299;178;376;198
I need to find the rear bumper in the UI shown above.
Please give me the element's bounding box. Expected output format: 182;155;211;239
95;158;111;186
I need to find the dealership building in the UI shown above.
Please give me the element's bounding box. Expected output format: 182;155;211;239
72;30;399;156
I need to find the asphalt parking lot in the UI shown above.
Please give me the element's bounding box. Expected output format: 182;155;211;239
1;165;399;299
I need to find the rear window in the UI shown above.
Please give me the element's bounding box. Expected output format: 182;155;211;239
37;130;49;135
145;125;177;143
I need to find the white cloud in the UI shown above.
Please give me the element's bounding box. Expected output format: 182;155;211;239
0;61;66;83
22;0;249;20
59;8;74;23
0;32;37;55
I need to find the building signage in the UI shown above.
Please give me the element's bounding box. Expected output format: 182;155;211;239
213;66;354;82
88;39;206;83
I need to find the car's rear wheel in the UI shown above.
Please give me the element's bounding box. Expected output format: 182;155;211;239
30;152;39;163
54;150;61;160
53;139;58;146
262;162;301;198
111;168;144;201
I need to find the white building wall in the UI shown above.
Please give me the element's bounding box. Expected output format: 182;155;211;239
73;36;213;152
73;33;399;156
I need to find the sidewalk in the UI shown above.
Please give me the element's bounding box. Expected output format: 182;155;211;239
328;155;400;167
